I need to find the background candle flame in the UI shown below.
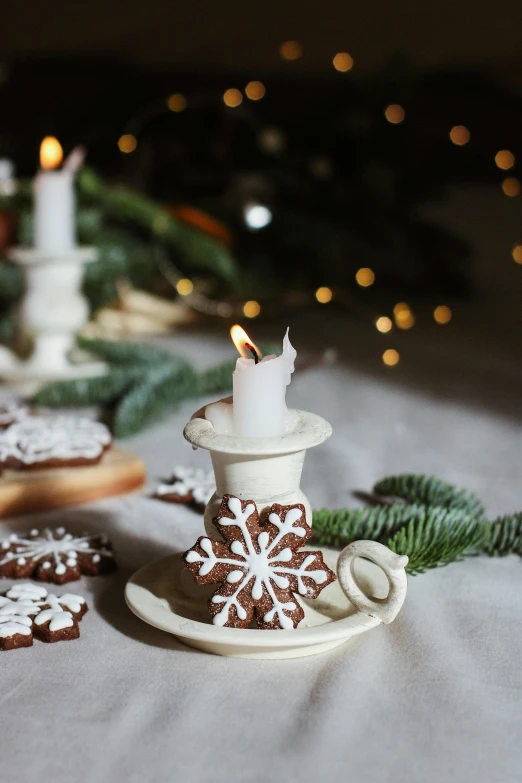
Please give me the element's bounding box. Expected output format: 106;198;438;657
230;324;262;360
40;136;63;170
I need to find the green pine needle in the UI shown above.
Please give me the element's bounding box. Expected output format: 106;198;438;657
387;507;488;574
374;473;485;517
32;367;142;408
199;360;235;396
312;504;423;548
113;363;200;438
484;512;522;557
76;336;181;367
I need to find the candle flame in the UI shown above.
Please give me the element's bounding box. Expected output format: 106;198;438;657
230;325;262;360
40;136;63;170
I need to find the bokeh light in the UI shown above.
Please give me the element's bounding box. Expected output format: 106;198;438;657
433;305;452;324
375;316;393;333
243;300;261;318
280;41;302;60
382;349;400;367
176;278;193;296
495;150;515;170
395;309;415;329
223;88;242;108
118;134;137;153
384;104;405;124
315;286;333;303
512;245;522;264
449;126;470;146
501;178;521;197
245;81;266;100
393;302;410;316
167;93;187;112
355;267;375;287
333;53;353;72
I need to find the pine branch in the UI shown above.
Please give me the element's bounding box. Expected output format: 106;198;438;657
32;366;143;407
483;512;522;557
387;507;488;575
77;167;238;282
113;363;201;438
312;504;422;548
199;360;235;396
373;474;485;517
76;336;182;367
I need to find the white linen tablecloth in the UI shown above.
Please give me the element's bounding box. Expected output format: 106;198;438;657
1;311;521;783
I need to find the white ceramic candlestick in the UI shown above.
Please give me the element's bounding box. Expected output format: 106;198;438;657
184;404;332;537
0;247;105;389
125;403;408;658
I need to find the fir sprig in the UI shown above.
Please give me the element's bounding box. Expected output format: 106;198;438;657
386;509;488;575
484;512;522;557
373;474;485;517
32;337;234;438
312;474;521;574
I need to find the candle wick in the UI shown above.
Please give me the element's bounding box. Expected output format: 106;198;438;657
245;343;259;364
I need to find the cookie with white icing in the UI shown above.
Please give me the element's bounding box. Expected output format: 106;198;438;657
0;403;30;431
153;466;215;512
0;582;88;650
0;415;112;470
0;527;116;584
184;495;336;630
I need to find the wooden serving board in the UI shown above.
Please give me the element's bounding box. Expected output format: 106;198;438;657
0;447;146;517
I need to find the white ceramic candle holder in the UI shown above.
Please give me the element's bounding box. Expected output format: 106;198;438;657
184;405;332;536
0;247;106;389
125;403;409;658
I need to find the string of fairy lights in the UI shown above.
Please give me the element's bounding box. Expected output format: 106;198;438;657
114;41;520;367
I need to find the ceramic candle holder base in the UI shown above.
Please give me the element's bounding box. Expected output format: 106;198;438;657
183;408;332;537
0;247;106;390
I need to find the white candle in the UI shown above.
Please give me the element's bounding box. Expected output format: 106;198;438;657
206;326;297;438
33;137;76;254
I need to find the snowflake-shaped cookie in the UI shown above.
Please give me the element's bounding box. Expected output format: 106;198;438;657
184;495;336;629
0;582;88;650
0;527;116;584
154;466;215;511
0;415;112;470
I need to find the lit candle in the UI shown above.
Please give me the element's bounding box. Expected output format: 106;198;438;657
206;325;297;437
33;136;76;254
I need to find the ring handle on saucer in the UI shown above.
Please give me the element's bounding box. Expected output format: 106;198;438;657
336;540;408;624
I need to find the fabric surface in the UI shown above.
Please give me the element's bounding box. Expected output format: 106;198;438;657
1;318;521;783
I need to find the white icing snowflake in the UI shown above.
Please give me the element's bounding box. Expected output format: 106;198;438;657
0;528;113;581
0;582;87;647
0;415;111;466
155;466;215;507
184;495;336;629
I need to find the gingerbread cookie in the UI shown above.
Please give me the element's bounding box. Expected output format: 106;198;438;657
0;527;116;584
154;466;215;512
184;495;336;629
0;582;88;650
0;415;112;470
0;403;30;430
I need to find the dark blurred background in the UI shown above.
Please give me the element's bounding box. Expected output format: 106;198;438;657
0;1;521;420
